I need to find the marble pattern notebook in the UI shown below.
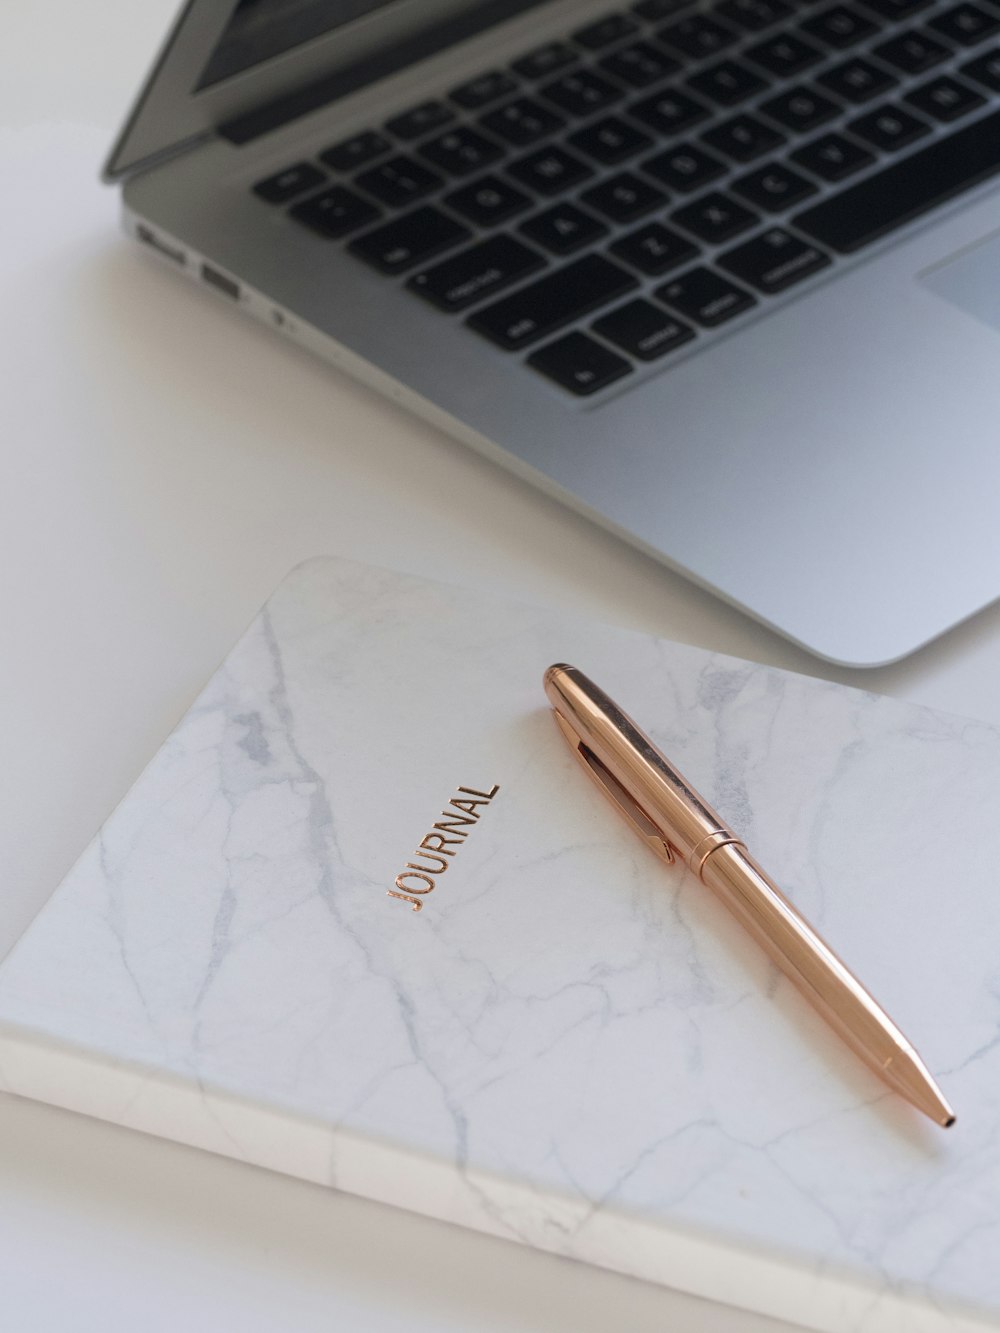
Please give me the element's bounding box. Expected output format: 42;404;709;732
1;557;999;1333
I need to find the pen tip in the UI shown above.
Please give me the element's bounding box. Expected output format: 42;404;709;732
883;1052;955;1128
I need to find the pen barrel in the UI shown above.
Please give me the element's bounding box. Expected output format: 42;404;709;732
545;665;953;1124
699;842;918;1080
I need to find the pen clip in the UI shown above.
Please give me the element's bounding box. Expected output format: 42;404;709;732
551;709;676;865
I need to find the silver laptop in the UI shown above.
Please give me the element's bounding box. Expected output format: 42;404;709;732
106;0;1000;666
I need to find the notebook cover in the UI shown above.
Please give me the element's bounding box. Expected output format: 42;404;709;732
1;556;998;1333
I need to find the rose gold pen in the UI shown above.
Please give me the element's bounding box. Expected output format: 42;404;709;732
544;664;955;1128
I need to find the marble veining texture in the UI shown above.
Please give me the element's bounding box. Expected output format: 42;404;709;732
1;557;999;1333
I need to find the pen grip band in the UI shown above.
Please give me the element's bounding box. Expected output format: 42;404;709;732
691;832;748;881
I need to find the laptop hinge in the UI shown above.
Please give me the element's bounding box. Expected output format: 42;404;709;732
107;130;217;182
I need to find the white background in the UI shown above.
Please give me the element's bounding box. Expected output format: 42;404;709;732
2;3;999;1330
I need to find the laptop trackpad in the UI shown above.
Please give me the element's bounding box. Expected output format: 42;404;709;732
920;229;1000;334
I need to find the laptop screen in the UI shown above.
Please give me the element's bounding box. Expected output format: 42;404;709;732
199;1;403;88
106;0;548;178
198;0;549;92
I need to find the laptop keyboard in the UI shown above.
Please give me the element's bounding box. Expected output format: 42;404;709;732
252;0;1000;396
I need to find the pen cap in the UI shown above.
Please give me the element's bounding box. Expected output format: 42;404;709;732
544;665;738;869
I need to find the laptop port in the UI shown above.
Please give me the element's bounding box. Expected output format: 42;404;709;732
135;223;186;266
200;263;240;300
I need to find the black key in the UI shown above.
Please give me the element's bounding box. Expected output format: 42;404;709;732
791;131;875;180
468;253;637;348
520;203;609;254
510;42;578;80
480;97;565;146
793;107;1000;252
717;0;793;31
688;59;766;105
655;266;757;325
849;102;931;150
929;3;1000;46
745;32;824;75
703;114;785;163
407;234;545;310
349;206;470;273
718;226;831;292
906;75;986;120
819;57;899;103
643;142;727;191
672;191;759;241
629;87;710;134
581;172;668;223
385;101;455;140
320;131;390;172
508;144;594;194
632;0;697;18
873;29;950;75
760;85;842;132
568;115;653;164
660;15;739;58
540;69;624;116
573;13;641;49
254;162;326;204
593;298;696;359
444;174;532;226
527;332;632;395
355;155;443;207
801;5;880;48
962;47;1000;90
599;41;680;87
863;0;931;15
450;70;520;109
732;161;818;209
289;185;380;237
419;126;504;176
611;222;700;273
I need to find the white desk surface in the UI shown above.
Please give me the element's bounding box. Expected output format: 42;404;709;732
3;6;999;1330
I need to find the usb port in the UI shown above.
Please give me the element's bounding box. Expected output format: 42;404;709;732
200;263;240;301
136;224;186;266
